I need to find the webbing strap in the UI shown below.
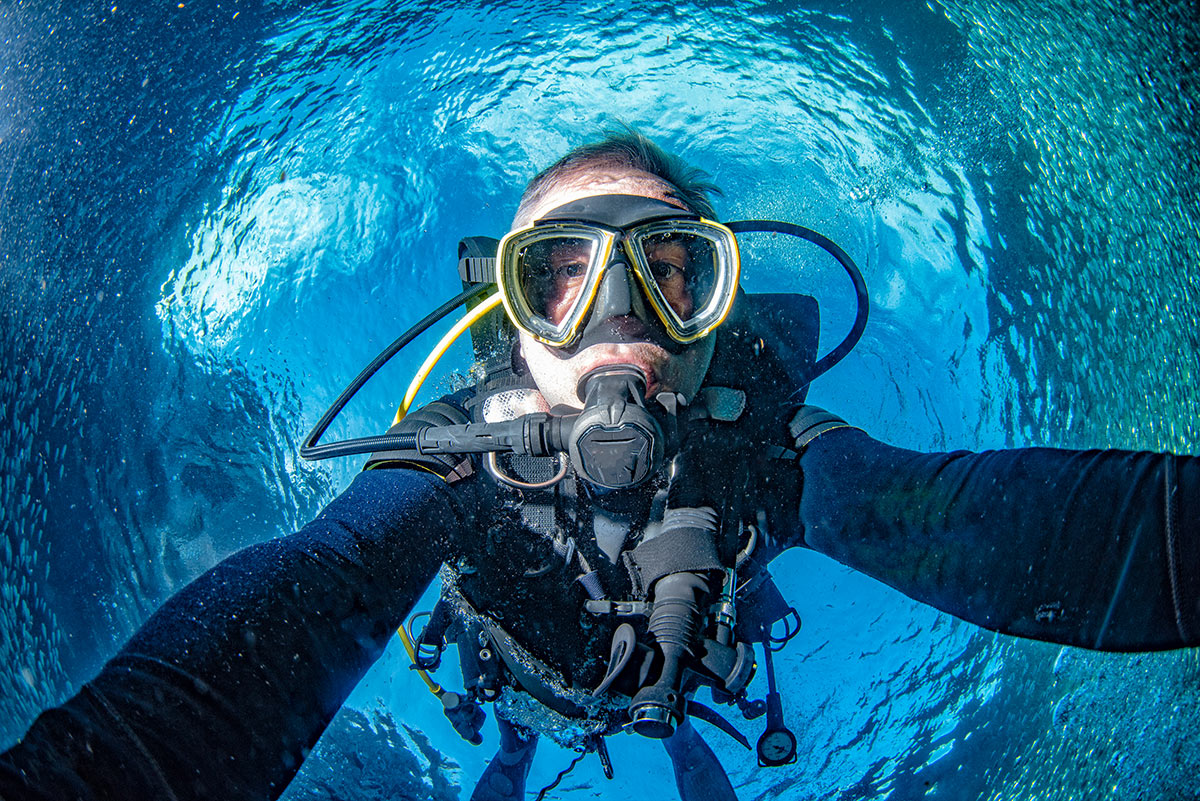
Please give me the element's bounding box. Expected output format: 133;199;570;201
627;526;723;595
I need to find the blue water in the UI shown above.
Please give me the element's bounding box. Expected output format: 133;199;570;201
2;1;1198;799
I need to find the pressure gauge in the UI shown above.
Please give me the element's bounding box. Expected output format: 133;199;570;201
757;726;798;767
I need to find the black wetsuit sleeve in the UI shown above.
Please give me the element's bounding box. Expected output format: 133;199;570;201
0;467;469;801
794;428;1200;651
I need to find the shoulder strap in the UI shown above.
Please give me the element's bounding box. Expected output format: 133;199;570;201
706;292;820;405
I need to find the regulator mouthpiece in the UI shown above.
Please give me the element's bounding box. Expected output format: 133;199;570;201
568;366;665;489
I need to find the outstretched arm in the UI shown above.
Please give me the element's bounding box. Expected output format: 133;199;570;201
0;467;469;801
791;412;1199;651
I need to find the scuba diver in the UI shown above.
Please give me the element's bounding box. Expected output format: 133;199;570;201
2;131;1199;801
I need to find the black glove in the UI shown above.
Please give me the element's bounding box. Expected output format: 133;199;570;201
364;397;476;481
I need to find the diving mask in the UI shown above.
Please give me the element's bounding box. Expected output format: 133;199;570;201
497;195;741;348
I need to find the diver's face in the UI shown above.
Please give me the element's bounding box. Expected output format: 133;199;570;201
514;170;716;409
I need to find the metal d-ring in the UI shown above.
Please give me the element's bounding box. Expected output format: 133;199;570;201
485;451;570;490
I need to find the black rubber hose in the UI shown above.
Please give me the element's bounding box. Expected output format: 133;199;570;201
300;284;492;461
302;430;419;461
725;220;870;396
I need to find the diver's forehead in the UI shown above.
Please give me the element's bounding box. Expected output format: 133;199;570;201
513;170;687;230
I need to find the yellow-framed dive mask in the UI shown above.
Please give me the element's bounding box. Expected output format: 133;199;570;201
496;195;741;348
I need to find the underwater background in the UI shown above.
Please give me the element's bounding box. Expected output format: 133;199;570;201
2;0;1198;798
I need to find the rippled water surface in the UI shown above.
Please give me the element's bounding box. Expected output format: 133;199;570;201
2;1;1198;798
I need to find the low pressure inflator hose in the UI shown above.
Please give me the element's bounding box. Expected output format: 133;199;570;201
628;571;710;738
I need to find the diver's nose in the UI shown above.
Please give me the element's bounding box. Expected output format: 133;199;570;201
594;258;633;318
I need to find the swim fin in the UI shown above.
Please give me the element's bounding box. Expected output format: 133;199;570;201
663;719;738;801
469;717;538;801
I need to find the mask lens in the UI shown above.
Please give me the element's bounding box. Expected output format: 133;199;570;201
639;231;722;323
516;236;598;326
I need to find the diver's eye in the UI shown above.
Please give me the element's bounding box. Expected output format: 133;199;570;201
649;260;682;280
554;261;587;279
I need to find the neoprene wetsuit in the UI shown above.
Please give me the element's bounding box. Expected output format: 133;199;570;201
2;417;1197;800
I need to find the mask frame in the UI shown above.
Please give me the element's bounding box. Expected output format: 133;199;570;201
496;217;741;348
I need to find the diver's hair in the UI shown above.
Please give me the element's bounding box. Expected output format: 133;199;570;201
515;127;722;225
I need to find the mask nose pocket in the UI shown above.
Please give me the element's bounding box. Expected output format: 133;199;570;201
593;259;634;319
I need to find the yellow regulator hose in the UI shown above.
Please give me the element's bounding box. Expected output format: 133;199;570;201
393;292;502;425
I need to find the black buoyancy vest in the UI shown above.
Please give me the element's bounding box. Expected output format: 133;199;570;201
438;292;820;722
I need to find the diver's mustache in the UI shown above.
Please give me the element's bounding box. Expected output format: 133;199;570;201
551;314;679;356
